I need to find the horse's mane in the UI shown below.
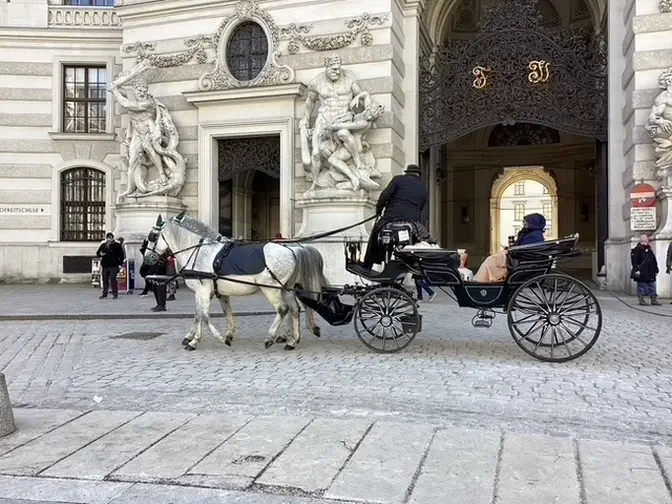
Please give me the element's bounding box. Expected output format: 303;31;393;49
173;215;226;241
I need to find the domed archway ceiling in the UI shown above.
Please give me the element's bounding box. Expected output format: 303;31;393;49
419;0;607;150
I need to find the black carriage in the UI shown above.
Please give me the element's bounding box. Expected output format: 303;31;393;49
297;223;602;363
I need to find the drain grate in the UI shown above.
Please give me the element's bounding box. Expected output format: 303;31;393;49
233;455;266;465
111;332;163;341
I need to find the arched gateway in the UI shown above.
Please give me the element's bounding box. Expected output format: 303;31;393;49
419;0;608;276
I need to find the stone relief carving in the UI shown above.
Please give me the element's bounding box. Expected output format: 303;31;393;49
660;0;672;13
280;13;389;55
300;56;384;193
108;60;187;202
121;0;294;91
646;68;672;188
48;6;121;28
200;0;294;90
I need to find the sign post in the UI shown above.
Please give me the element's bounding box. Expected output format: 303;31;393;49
630;183;657;232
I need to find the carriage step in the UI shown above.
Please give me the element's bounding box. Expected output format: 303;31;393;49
473;319;493;328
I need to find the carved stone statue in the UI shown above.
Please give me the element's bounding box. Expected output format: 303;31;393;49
300;56;383;193
646;68;672;188
108;60;186;202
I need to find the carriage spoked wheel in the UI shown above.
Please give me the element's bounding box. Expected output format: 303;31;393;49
353;287;420;353
507;273;602;363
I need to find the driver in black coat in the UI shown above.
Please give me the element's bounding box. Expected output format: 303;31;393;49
362;164;434;268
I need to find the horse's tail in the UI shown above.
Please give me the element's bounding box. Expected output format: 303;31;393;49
291;245;329;296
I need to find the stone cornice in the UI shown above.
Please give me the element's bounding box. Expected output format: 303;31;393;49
0;27;122;43
183;82;306;105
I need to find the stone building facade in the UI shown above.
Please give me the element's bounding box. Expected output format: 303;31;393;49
0;0;671;294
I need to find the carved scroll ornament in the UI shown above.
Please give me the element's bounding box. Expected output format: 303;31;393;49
279;13;389;54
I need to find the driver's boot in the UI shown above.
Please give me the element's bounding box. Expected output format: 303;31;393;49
638;295;648;306
650;296;662;306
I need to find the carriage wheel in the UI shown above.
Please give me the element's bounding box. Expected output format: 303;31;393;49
353;287;419;353
507;274;602;363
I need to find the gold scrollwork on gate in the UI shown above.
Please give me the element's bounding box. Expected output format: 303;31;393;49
528;60;550;84
472;66;492;90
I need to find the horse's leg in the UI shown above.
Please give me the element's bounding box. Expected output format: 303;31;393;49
283;290;302;351
261;287;288;349
306;307;321;338
182;280;199;346
186;284;219;350
218;295;237;346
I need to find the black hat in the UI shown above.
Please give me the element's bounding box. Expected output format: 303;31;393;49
405;164;422;175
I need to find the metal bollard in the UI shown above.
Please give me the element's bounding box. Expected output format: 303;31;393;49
0;373;16;438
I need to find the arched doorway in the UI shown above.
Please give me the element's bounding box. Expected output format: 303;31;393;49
420;0;607;277
217;136;280;240
490;166;559;251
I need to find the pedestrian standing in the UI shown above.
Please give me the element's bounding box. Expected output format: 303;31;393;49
96;232;124;299
138;239;151;297
151;255;168;312
630;234;661;306
414;275;436;302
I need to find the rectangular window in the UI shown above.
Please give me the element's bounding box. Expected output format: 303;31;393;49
63;65;107;134
61;168;106;242
63;0;115;6
542;202;552;218
514;203;525;221
514;182;525;196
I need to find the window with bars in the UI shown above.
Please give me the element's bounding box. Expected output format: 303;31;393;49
226;21;269;82
63;0;115;6
514;203;525;221
514;182;525;196
63;66;107;134
60;168;106;242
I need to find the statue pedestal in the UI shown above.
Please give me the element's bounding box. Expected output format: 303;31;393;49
296;190;375;285
653;188;672;299
114;196;186;290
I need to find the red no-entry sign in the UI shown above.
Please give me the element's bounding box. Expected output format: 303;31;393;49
630;183;656;208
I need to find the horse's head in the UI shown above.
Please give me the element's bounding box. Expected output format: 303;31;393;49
144;213;173;265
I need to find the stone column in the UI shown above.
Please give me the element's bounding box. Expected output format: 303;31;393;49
400;0;425;166
0;374;16;438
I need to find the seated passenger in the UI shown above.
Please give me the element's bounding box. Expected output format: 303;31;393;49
472;213;546;283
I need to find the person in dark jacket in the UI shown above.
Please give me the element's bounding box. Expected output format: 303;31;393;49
149;254;168;312
138;239;151;296
473;213;546;283
96;232;124;299
514;213;546;246
631;234;661;306
362;164;433;268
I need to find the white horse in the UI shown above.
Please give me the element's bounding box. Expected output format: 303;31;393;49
143;213;328;350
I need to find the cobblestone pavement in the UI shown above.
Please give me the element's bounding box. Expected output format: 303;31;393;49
1;286;672;502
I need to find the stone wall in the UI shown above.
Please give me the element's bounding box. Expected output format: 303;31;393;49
0;1;122;282
606;0;672;295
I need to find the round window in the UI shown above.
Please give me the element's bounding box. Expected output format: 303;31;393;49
226;21;269;82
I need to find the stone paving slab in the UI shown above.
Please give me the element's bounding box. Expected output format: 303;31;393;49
42;411;197;480
257;417;372;493
0;409;83;457
498;434;580;504
111;414;250;482
0;476;132;504
0;409;672;503
407;427;500;504
186;416;312;489
580;439;672;504
325;421;435;504
0;411;139;476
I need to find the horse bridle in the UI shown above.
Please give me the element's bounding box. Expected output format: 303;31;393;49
144;226;218;275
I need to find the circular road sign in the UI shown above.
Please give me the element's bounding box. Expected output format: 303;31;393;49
630;183;656;208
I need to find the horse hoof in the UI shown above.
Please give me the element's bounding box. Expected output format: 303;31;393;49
185;345;196;351
264;341;274;350
284;344;295;351
312;327;321;338
275;335;287;344
225;339;232;347
181;338;191;346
